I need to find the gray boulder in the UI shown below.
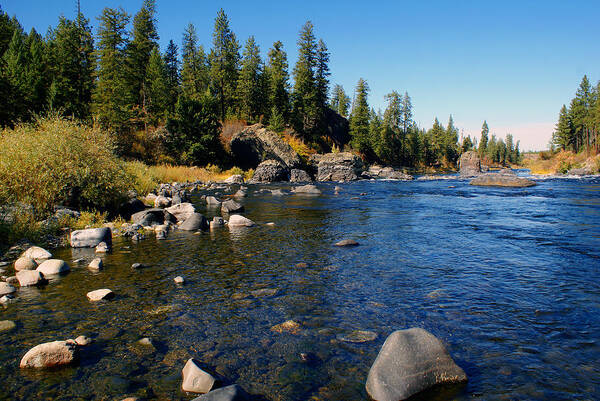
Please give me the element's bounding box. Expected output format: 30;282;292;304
131;208;176;226
221;200;244;214
459;151;481;176
37;259;70;275
154;195;171;208
191;384;250;401
315;152;363;182
290;169;312;183
470;173;536;187
118;198;146;220
206;196;222;208
20;340;79;369
365;328;467;401
233;189;247;198
375;167;414;180
16;270;46;287
230;123;301;169
70;227;112;248
180;213;209;231
249;160;290;183
166;202;196;222
224;174;244;184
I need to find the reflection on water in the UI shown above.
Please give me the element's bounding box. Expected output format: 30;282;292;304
1;177;600;400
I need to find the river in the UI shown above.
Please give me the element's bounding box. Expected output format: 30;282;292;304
1;174;599;400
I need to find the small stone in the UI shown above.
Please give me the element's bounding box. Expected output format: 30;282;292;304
250;288;278;298
88;258;103;270
14;257;37;271
86;288;114;302
95;241;110;253
156;230;167;240
1;295;15;304
0;320;16;332
138;337;153;346
0;282;16;296
36;259;70;275
16;270;46;287
295;262;308;268
73;258;85;264
74;335;92;346
334;239;359;247
181;358;216;393
20;340;78;368
271;320;301;334
131;263;144;269
5;276;18;285
174;276;185;284
231;292;248;300
265;222;275;226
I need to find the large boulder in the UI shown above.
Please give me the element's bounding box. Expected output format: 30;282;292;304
21;246;52;262
375;167;414;180
470;173;536;187
131;208;176;226
14;257;37;271
37;259;70;275
70;227;112;248
191;384;250;401
180;213;209;231
181;358;216;394
459;151;481;176
290;169;312;183
365;328;467;401
166;203;196;222
16;270;46;287
314;152;363;182
221;200;244;214
118;198;146;220
230;123;301;169
20;340;79;369
249;160;290;183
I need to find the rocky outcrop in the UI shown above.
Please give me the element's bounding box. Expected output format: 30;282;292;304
366;166;413;180
290;169;312;183
365;328;467;401
314;152;363;182
230;124;301;169
180;213;209;231
70;227;112;248
20;340;79;369
37;259;70;275
249;160;290;183
191;384;250;401
131;208;176;226
181;358;216;394
470;173;536;187
459;151;481;176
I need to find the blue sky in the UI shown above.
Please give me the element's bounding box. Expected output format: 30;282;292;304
3;0;599;150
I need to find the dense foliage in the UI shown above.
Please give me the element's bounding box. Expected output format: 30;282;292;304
552;75;600;154
0;3;521;168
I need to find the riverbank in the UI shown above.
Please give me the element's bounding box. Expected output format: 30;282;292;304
522;150;600;175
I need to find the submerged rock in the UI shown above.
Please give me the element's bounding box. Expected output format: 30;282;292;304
250;288;278;297
334;239;359;247
271;320;302;334
71;227;112;248
0;320;16;332
20;340;79;369
191;384;250;401
337;330;377;343
36;259;70;275
365;328;467;401
292;184;321;194
470;173;536;187
181;358;216;394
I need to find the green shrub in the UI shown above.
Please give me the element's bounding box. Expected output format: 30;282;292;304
0;116;131;217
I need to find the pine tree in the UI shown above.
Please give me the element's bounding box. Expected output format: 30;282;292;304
181;23;208;101
479;120;489;157
265;40;290;124
93;7;130;137
125;0;158;117
237;36;263;122
2;28;29;122
330;84;350;117
400;92;413;135
349;78;371;156
209;9;240;121
315;38;330;126
145;47;168;125
569;75;591;152
443;115;459;164
47;12;94;119
553;104;573;150
163;39;179;112
292;21;318;140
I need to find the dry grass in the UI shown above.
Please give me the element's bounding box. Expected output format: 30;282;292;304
522;150;600;174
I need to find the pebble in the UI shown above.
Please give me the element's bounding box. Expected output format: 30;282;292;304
74;335;92;346
295;262;308;269
174;276;185;284
95;242;110;253
138;337;153;346
131;263;144;269
0;320;16;332
88;258;103;270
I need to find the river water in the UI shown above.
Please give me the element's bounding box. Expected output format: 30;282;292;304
1;174;599;400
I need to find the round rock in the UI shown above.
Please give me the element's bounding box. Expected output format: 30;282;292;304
20;340;78;369
0;320;16;332
87;288;114;302
16;270;46;287
37;259;70;275
14;257;37;271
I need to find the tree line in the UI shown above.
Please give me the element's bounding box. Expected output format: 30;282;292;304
0;2;517;169
553;75;600;154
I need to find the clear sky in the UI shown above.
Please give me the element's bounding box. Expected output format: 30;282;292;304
3;0;599;150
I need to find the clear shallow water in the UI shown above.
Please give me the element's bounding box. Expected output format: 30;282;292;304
1;177;600;400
